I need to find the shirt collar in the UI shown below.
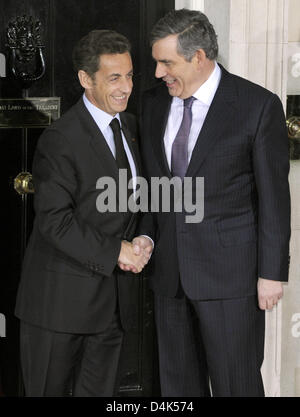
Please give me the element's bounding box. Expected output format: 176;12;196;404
193;62;221;106
83;93;121;132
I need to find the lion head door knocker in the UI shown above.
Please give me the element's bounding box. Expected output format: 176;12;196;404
6;15;45;89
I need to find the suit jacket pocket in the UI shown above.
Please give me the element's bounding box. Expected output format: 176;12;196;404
217;213;257;247
45;255;97;278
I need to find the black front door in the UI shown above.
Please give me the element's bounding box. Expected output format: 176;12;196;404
0;0;174;397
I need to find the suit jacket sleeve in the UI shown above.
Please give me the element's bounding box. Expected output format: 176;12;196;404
253;93;291;281
32;128;121;278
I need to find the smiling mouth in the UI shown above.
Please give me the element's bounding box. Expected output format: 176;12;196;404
112;95;128;102
164;78;177;88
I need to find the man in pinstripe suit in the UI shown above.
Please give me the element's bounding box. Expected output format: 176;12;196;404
127;9;290;396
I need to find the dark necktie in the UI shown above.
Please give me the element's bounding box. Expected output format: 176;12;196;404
171;96;195;179
109;118;132;179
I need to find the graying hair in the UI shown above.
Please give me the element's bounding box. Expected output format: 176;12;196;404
150;9;218;62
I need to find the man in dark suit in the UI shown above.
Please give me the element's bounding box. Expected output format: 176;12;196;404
130;9;291;396
15;29;150;397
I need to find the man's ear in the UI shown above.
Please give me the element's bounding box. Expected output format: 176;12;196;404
78;70;92;89
193;49;206;68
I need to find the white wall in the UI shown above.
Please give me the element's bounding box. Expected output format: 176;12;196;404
287;0;300;94
204;0;230;66
280;0;300;398
175;0;204;11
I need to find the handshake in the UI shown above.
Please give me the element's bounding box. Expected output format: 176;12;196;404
118;236;153;273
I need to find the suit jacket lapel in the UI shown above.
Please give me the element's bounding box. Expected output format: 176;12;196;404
75;98;140;230
120;113;141;177
75;99;142;181
75;98;119;181
150;86;172;177
119;113;141;237
150;69;237;179
186;66;238;178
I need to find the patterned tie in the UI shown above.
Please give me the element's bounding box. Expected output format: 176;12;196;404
109;118;132;179
171;96;195;179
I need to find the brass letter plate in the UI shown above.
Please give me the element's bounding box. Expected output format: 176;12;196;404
0;97;60;128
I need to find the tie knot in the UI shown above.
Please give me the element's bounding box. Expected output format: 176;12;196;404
110;117;121;133
183;96;195;109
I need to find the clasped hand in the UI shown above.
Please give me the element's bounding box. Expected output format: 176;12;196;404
118;236;153;273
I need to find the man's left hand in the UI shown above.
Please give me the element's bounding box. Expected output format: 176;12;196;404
257;278;283;310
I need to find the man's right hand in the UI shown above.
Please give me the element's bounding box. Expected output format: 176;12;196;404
118;240;150;273
132;236;154;257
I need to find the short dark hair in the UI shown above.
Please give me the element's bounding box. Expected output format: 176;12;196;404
150;9;218;62
72;29;131;78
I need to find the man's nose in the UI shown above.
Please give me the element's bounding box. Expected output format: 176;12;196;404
155;62;166;79
120;77;133;93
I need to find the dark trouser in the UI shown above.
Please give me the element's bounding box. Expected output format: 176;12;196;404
20;313;123;397
154;293;265;397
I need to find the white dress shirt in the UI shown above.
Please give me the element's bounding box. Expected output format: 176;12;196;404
83;94;137;190
164;62;222;170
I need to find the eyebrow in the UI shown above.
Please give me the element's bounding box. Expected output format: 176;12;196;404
153;58;172;64
109;69;134;77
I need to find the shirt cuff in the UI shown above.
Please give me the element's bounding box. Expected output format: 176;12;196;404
140;235;154;249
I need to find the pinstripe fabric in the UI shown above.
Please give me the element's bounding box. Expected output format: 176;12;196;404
140;65;290;300
140;64;290;398
154;293;265;397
